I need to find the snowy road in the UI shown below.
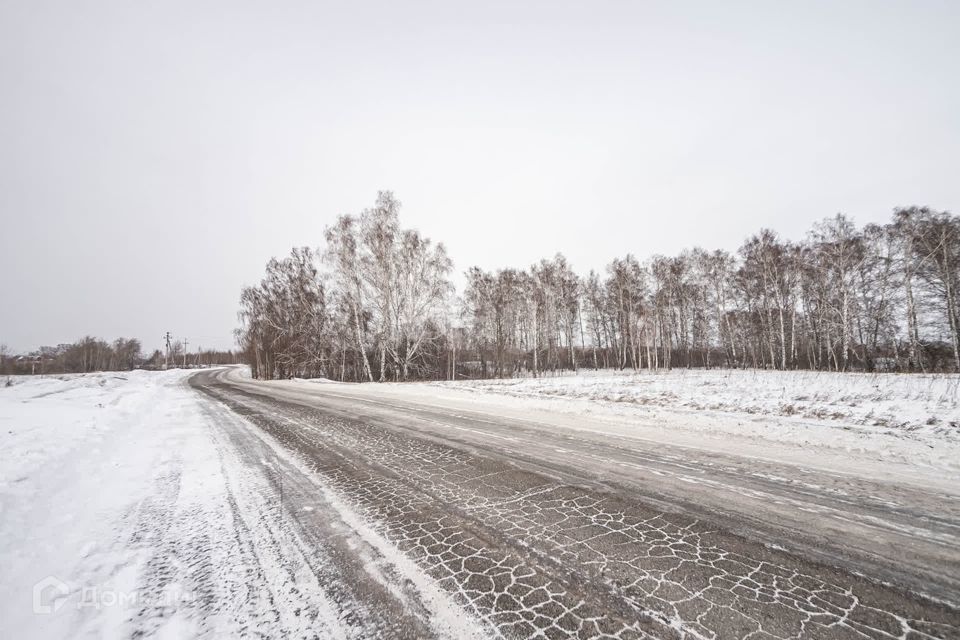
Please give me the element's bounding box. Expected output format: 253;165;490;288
189;368;960;639
3;368;959;639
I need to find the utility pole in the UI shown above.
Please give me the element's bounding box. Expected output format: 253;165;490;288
164;332;173;370
183;338;188;368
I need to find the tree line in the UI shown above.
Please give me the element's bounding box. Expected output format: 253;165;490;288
1;337;143;375
1;337;240;376
237;195;960;381
237;192;454;381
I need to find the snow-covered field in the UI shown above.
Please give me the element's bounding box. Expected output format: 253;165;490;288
395;368;960;478
1;370;210;638
438;368;960;434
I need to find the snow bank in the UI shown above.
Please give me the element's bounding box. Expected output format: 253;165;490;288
0;369;193;489
436;369;960;439
0;369;208;639
370;368;960;479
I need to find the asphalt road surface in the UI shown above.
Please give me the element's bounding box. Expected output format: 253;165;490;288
189;368;960;639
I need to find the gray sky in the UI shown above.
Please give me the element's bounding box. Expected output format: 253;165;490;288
1;1;958;353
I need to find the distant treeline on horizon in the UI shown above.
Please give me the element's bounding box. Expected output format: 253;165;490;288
236;192;960;382
0;337;239;376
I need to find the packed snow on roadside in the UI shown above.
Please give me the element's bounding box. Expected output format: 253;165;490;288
0;368;280;640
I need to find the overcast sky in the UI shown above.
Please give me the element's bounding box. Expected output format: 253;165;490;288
1;1;958;353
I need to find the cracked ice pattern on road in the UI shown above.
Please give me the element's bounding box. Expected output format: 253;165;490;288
196;382;960;640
